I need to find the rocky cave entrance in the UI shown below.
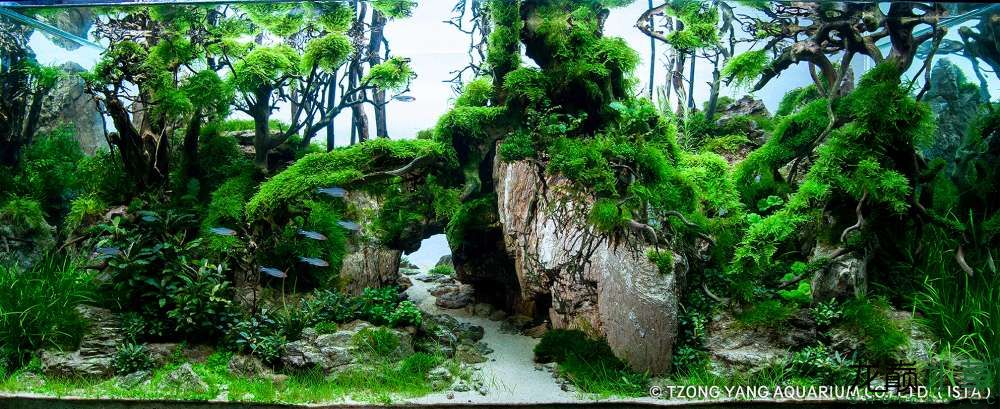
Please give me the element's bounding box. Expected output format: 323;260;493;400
404;234;452;273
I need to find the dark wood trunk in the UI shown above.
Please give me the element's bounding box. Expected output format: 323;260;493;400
368;10;388;138
325;72;338;151
0;50;30;167
181;111;202;181
252;86;272;171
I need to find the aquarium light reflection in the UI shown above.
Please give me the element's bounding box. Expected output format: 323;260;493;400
0;5;102;49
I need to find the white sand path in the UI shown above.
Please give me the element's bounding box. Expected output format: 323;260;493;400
403;274;580;404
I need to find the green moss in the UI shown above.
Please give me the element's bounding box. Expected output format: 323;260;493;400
841;297;907;361
198;175;253;253
589;198;626;233
736;300;795;328
502;68;548;106
309;1;353;32
498;132;536;161
647;250;674;274
371;0;415;18
722;50;769;89
485;0;521;80
240;3;304;37
534;330;648;397
445;195;497;249
664;0;719;51
230;45;300;92
302;33;352;72
363;57;414;91
428;265;454;276
702;134;751;154
434;106;506;147
453;77;493;107
269;199;349;287
776;85;820;117
246;138;446;221
0;197;52;245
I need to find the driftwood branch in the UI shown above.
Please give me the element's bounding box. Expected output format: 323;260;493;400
840;189;868;243
357;155;434;183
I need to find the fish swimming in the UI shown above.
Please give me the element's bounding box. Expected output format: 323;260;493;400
337;220;361;231
210;227;237;236
138;211;159;222
298;257;330;267
317;187;347;197
94;246;121;256
297;229;327;241
259;266;287;278
393;95;416;102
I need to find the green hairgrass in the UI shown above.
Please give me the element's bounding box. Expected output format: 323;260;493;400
0;256;95;369
535;329;649;397
0;350;446;404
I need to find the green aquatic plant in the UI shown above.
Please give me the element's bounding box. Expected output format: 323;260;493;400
722;50;769;89
840;297;907;361
0;256;95;368
534;329;649;397
112;343;154;375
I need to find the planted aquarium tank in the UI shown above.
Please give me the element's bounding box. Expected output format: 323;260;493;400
0;0;997;406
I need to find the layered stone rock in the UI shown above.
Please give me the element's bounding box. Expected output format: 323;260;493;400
37;62;106;154
40;306;122;378
705;310;816;375
339;191;401;295
281;321;413;373
923;59;983;162
492;158;683;374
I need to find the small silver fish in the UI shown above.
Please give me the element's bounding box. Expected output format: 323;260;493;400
393;95;416;102
210;227;237;236
94;247;121;256
298;257;330;267
298;229;328;241
337;220;361;231
259;266;287;278
317;187;347;198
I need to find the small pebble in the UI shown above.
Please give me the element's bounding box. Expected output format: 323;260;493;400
447;392;455;400
478;386;488;395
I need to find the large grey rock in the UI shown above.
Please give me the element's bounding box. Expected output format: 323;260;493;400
164;363;209;394
339;192;402;295
435;285;475;309
705;310;815;375
37;9;94;51
435;254;453;268
40;306;121;378
228;354;268;378
428;366;452;390
37;63;106;155
455;342;492;364
116;370;151;389
923;59;983;162
711;97;769;164
810;242;867;301
494;158;683;374
282;321;413;372
419;314;485;358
